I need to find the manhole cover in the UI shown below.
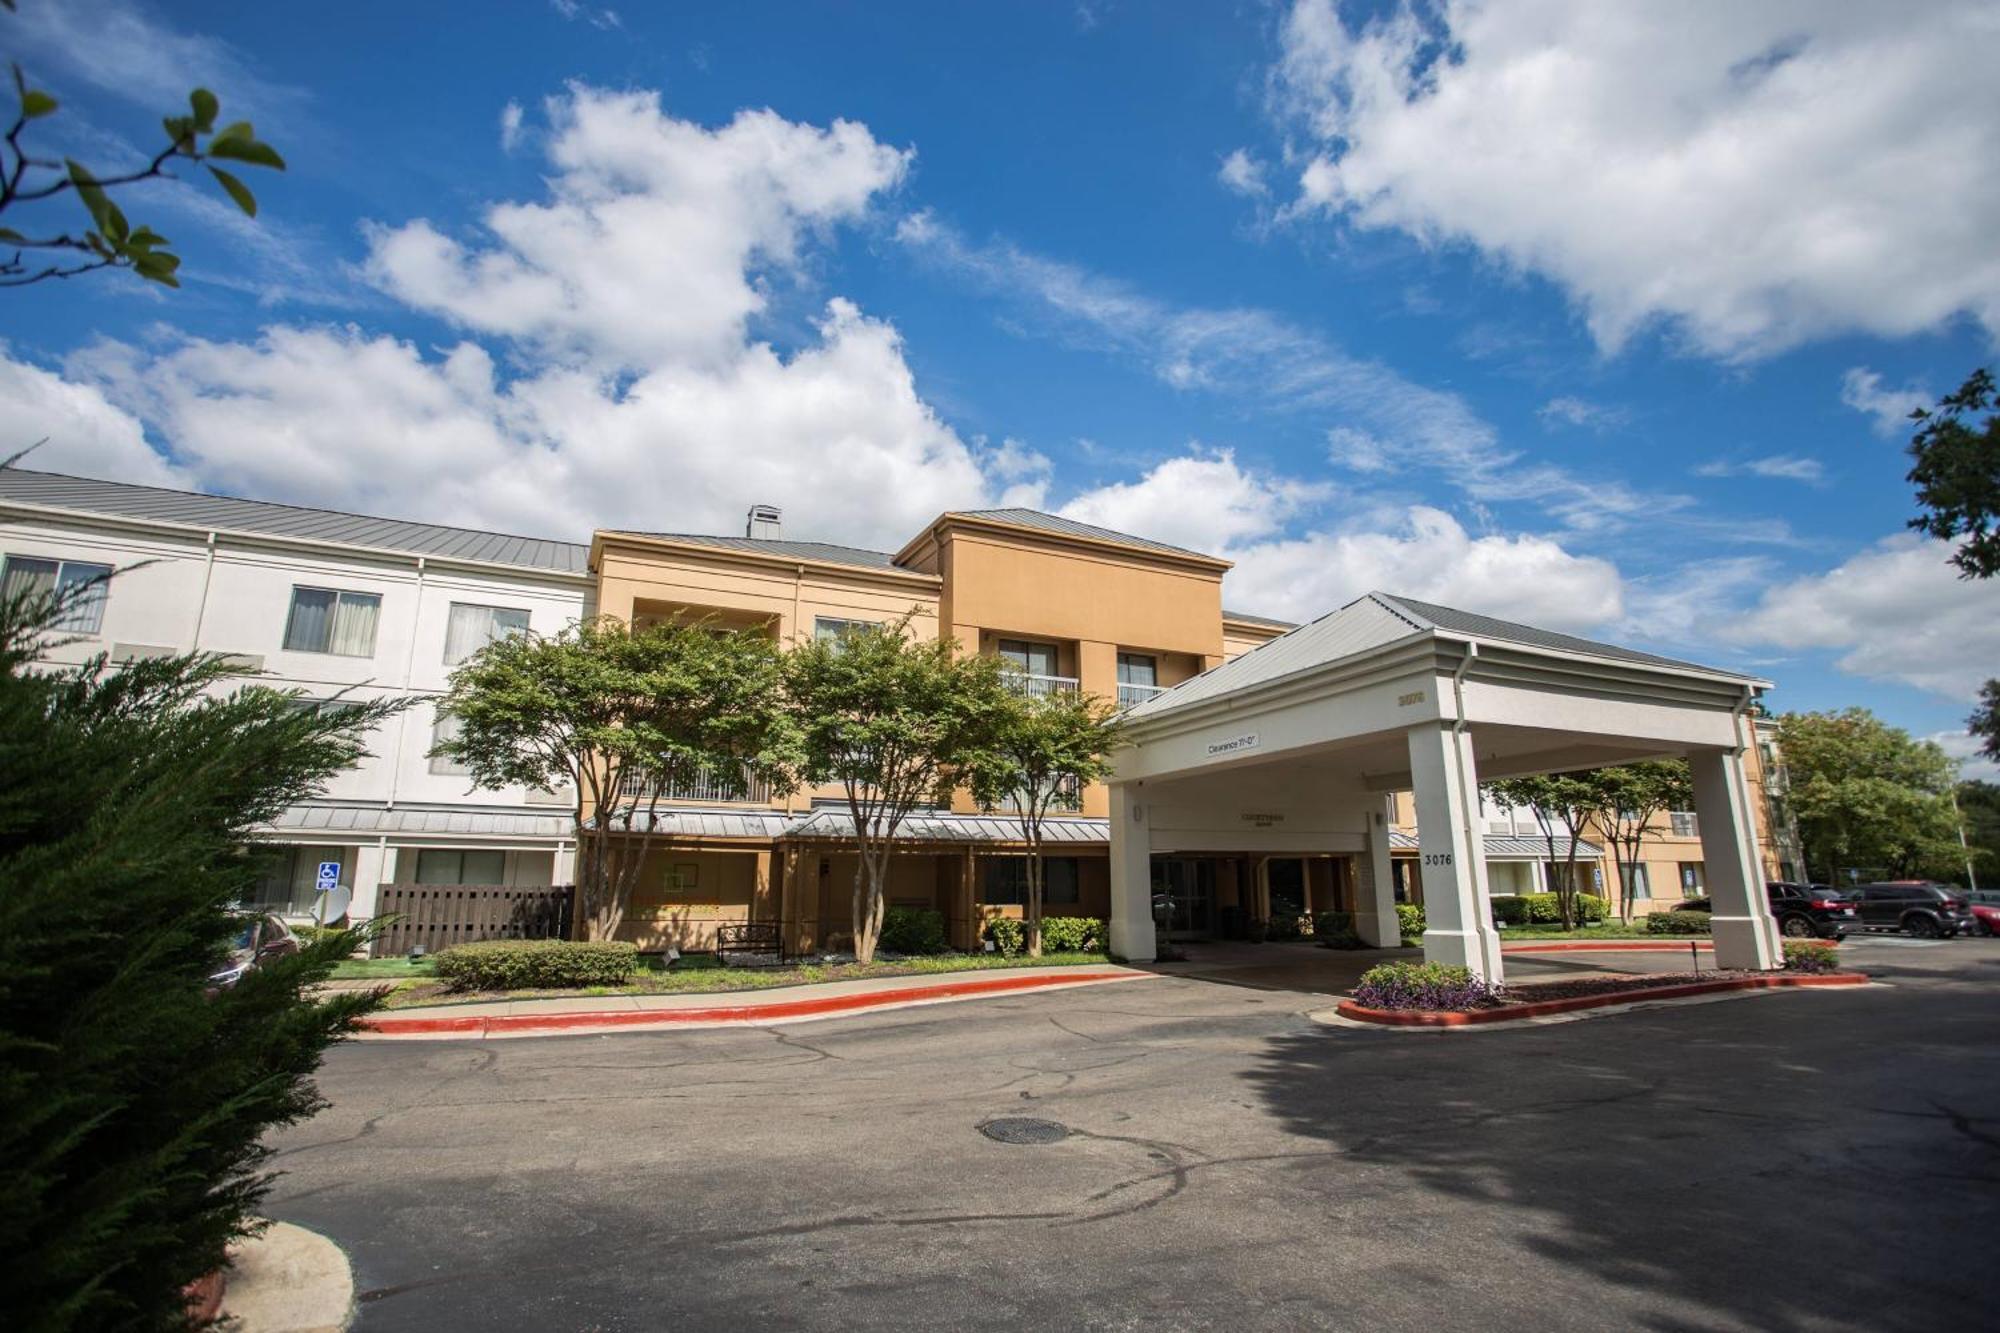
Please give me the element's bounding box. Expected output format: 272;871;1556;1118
979;1116;1069;1145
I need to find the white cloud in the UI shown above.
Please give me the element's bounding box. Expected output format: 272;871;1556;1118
1225;507;1625;631
1930;730;2000;784
0;347;192;488
499;100;525;153
1538;396;1626;432
15;91;1013;552
1726;535;2000;698
1840;366;1930;437
1218;148;1270;198
1270;0;2000;359
1693;455;1826;484
1059;448;1326;554
367;89;914;372
7;0;299;123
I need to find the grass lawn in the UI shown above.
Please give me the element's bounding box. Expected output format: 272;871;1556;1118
1495;923;1695;940
331;956;438;979
371;950;1115;1009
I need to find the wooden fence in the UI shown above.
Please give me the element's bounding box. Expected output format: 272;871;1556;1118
373;884;574;956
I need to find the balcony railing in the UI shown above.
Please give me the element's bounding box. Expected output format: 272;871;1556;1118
1117;681;1166;709
618;761;771;805
1002;670;1079;699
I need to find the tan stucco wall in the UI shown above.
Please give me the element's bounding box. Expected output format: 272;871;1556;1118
619;848;766;951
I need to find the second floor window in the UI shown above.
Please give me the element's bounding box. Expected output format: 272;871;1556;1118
998;638;1059;677
430;709;471;776
3;554;112;633
1669;810;1699;837
1116;652;1157;687
814;617;877;652
444;602;530;664
284;586;381;657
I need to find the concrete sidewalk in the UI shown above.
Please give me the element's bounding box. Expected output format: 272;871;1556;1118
357;964;1151;1040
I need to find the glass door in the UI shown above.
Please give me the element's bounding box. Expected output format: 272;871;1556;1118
1149;858;1215;938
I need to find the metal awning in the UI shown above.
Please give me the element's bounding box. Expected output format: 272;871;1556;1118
1389;830;1603;859
783;809;1111;845
266;801;571;840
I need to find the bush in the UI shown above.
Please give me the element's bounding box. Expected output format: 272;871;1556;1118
984;916;1026;956
1784;940;1841;974
434;939;639;991
1039;916;1105;953
1313;910;1364;949
1396;902;1426;945
879;906;949;956
0;583;399;1328
1267;914;1307;942
1491;896;1532;926
1352;961;1498;1011
1576;893;1608;923
1646;910;1713;936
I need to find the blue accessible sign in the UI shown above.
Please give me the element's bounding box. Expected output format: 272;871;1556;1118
315;860;341;890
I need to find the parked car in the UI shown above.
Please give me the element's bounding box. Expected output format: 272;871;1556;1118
1850;881;1977;938
207;911;301;990
1675;883;1854;939
1964;889;2000;937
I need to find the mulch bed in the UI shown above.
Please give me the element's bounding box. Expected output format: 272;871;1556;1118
1494;970;1762;1005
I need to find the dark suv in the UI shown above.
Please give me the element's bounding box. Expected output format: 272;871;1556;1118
1677;883;1853;940
1851;881;1976;938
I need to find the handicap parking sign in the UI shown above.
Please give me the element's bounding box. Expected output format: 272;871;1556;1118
315;860;341;890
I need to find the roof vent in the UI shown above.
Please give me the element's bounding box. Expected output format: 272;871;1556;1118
745;504;782;541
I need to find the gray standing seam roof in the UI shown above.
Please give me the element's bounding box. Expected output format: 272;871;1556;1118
610;531;901;571
955;508;1219;561
1388;830;1603;858
0;468;590;574
1222;607;1294;629
1372;594;1722;675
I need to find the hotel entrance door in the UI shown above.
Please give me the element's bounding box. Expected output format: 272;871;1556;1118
1150;858;1215;938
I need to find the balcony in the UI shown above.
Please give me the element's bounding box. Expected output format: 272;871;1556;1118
618;761;771;805
1002;670;1079;699
1116;681;1166;709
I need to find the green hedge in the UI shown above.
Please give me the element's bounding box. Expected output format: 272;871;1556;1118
880;906;949;955
1645;910;1713;936
1494;892;1608;925
434;939;639;991
1783;940;1840;973
1396;903;1426;945
984;916;1104;955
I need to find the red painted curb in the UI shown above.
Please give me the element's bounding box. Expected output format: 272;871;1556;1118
360;970;1141;1038
1504;940;1714;953
1335;972;1870;1027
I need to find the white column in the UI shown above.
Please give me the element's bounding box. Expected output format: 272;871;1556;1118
1356;807;1400;948
1407;722;1504;983
1107;783;1156;963
350;841;386;922
1691;749;1781;970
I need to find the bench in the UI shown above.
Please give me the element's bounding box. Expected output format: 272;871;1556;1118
715;921;783;961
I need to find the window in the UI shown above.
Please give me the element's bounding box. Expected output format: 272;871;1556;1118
430;709;470;776
3;554;111;632
444;602;529;664
1669;810;1700;837
662;862;700;896
248;844;350;915
998;638;1059;677
284;586;381;657
814;617;877;652
1116;653;1157;687
983;857;1080;906
414;848;506;885
1621;863;1651;897
1679;862;1706;896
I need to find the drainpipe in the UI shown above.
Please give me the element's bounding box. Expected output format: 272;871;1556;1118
188;530;218;653
384;555;426;810
1449;641;1480;859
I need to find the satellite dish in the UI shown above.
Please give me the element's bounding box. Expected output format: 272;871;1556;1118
314;883;353;926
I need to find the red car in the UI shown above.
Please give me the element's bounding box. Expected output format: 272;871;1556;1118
207;911;301;990
1967;891;2000;937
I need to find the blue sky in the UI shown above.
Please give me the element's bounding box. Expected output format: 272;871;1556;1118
4;1;1997;773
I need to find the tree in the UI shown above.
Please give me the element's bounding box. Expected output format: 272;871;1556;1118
1591;760;1693;922
784;620;1008;964
1907;366;2000;580
2;16;286;289
434;616;796;942
1901;366;2000;761
1955;780;2000;886
1778;708;1960;884
968;688;1125;958
1482;772;1602;927
0;572;396;1328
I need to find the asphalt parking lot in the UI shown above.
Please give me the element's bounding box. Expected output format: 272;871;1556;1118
266;937;2000;1331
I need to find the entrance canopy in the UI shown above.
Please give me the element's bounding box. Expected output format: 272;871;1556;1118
1105;593;1780;981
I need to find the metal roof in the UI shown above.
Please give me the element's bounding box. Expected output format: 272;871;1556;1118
1221;607;1295;629
267;801;571;840
1129;591;1759;721
591;807;799;839
786;808;1110;845
1373;593;1722;675
1388;830;1604;859
0;468;590;575
955;508;1219;561
608;530;902;571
